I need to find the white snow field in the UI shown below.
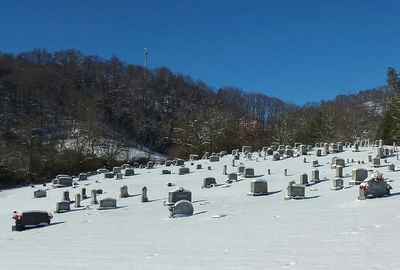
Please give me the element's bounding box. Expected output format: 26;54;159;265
1;146;400;270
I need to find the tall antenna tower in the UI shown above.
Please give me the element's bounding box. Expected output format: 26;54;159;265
144;48;149;79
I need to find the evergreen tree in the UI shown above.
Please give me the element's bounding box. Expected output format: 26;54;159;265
385;67;400;142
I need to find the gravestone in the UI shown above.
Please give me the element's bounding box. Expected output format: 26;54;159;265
359;179;391;200
227;173;238;182
165;160;172;167
273;152;281;161
62;190;70;202
209;156;220;162
244;167;255;178
104;172;114;178
99;197;117;209
125;168;135;176
267;148;274;155
179;167;190;175
299;145;307;155
387;163;395;172
384;148;390;157
379;139;384;148
238;166;245;175
78;173;88;181
349;168;368;185
120;185;129;198
247;152;253;160
376;147;384;159
56;201;70;213
316;148;322;156
242;145;252;154
81;188;87;199
284;168;288;176
202;177;217;188
170;200;194;218
332;158;345;168
121;164;131;169
352;143;359;152
53;176;73;187
190;154;199;161
196;164;202;169
91;189;98;204
167;187;191;205
284;149;293;157
141;186;148;202
113;167;122;174
97;168;108;174
74;194;81;207
371;158;381;168
248;179;268;196
300;173;309;186
147;161;155;169
176;159;185;166
285;181;305;199
324;143;329;153
311;169;320;182
34;189;47;198
223;165;227;175
368;155;372;162
162;169;171;175
336;165;344;178
232;159;235;167
133;162;140;168
330;143;338;153
96;189;103;194
338;142;343;152
116;173;123;179
331;178;344;190
312;160;319;167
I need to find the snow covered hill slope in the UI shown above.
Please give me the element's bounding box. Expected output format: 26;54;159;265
1;146;400;270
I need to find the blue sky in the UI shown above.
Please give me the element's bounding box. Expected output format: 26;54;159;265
1;0;400;104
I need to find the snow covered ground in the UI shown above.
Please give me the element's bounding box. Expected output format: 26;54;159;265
1;146;400;270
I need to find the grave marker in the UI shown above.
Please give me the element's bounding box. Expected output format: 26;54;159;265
248;179;268;196
120;185;129;198
141;186;148;202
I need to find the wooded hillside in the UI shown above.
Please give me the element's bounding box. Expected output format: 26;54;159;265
0;49;390;186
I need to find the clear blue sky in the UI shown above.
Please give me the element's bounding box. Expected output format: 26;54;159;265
1;0;400;104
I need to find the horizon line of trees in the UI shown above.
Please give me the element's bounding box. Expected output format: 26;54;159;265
0;48;395;187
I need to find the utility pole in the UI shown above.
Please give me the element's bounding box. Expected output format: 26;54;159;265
144;48;148;80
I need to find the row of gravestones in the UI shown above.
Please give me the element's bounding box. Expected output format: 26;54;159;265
168;167;390;208
51;165;138;188
46;167;393;219
37;185;150;213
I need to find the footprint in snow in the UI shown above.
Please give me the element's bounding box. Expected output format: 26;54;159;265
146;253;160;259
285;261;297;267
